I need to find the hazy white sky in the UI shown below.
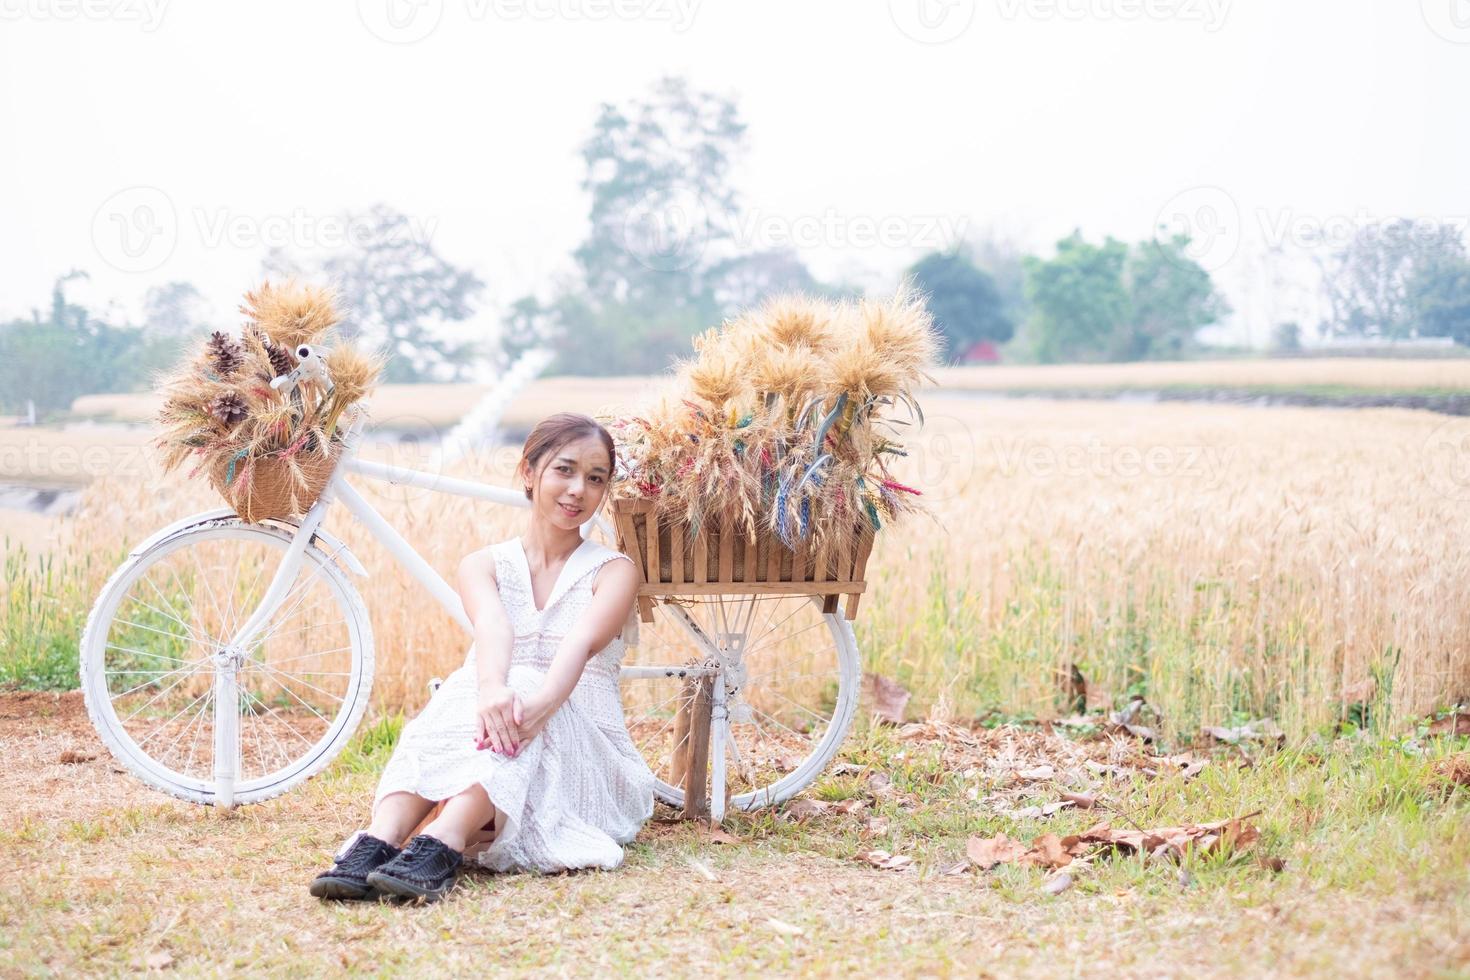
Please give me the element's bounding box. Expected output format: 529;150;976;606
2;0;1468;346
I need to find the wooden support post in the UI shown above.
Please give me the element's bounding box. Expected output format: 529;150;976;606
681;675;714;821
669;677;695;789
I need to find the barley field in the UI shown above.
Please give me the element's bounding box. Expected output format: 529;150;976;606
6;391;1467;742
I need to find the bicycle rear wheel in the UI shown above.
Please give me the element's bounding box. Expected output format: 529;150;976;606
79;518;373;805
621;593;860;811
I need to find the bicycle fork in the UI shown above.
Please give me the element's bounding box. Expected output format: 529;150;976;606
210;492;335;807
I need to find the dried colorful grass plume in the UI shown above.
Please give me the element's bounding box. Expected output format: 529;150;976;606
606;281;941;560
154;280;382;520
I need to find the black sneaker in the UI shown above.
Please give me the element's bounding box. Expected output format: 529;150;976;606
366;834;464;903
310;832;401;901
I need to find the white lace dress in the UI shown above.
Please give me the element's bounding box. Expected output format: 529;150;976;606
373;536;655;873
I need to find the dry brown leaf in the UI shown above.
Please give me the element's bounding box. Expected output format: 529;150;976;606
145;951;174;970
832;798;869;816
939;859;971;876
1256;854;1288;873
966;832;1030;870
862;673;912;725
856;849;913;871
1431;753;1470;788
1024;833;1088;869
1060;791;1098;810
700;824;741;845
1016;765;1056;781
1078;813;1260;862
58;749;97;764
1427;711;1470;737
866;772;894;796
1201;719;1285;744
783;799;830;822
861;816;890;839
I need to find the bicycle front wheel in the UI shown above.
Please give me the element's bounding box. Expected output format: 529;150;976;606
622;593;860;811
79;518;374;805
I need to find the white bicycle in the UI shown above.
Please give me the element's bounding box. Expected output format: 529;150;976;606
80;417;862;820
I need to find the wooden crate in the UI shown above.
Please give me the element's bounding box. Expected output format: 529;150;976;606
610;497;873;622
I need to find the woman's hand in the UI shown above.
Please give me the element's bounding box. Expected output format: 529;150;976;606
509;691;556;751
475;684;523;755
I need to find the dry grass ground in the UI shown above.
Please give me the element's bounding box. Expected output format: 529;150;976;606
1;692;1466;977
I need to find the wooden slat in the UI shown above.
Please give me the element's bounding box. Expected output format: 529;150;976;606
844;591;861;620
635;581;866;596
717;526;734;583
822;595;839;614
637;595;656;623
693;528;708;584
669;522;685;585
613;507;644;580
742;536;758;584
792;535;809;583
851;531;875;583
767;535;782;583
645;514;661;585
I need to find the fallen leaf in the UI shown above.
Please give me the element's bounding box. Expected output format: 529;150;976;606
58;749;97;764
774;755;802;773
765;918;805;937
856;849;913;871
1431;753;1470;788
939;859;971;876
1201;719;1285;744
832;798;869;816
1059;791;1098;810
783;798;830;822
1024;833;1088;869
1015;765;1055;781
966;832;1029;870
700;824;741;845
830;762;866;777
145;951;174;970
1427;711;1470;737
1042;872;1074;895
1256;854;1288;873
862;673;912;725
861;816;890;838
866;772;894;796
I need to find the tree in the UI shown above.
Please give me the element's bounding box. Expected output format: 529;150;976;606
573;75;746;313
704;248;822;315
1318;219;1466;338
1124;234;1230;360
1021;232;1131;363
0;272;159;414
1408;257;1470;345
906;248;1013;357
264;204;486;383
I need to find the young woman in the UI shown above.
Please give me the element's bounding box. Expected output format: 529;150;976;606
310;413;654;902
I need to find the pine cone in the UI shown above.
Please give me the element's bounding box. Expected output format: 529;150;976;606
210;391;249;426
206;331;242;377
265;338;295;377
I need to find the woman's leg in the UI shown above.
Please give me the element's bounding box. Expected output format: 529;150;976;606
420;784;495;852
368;792;436;847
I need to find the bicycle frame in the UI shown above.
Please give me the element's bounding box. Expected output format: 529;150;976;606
213;415;729;814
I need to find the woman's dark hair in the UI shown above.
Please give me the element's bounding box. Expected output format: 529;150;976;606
518;413;617;501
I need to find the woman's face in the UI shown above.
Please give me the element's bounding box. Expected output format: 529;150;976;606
522;434;612;530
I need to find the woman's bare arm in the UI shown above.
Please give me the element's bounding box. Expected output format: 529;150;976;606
518;557;641;733
457;548;522;753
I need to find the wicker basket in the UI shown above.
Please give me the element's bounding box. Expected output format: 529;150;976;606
610;497;874;622
207;441;343;524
